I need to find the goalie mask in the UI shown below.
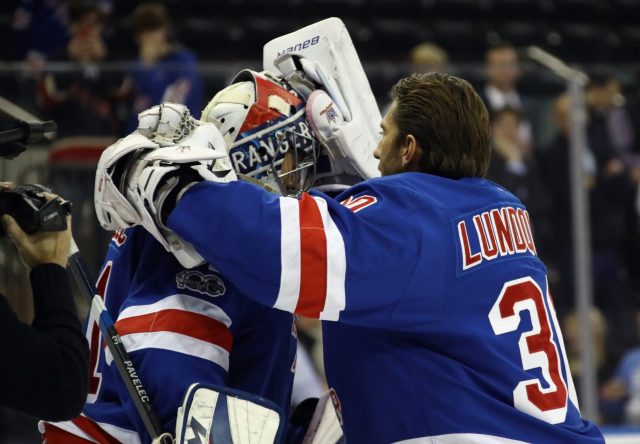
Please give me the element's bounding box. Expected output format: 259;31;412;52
202;70;340;196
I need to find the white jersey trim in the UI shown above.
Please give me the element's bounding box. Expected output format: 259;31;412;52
105;331;230;370
45;420;96;442
313;196;347;321
99;419;142;444
48;415;142;444
275;196;301;312
118;293;232;327
394;433;528;444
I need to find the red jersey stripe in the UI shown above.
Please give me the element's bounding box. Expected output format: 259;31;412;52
71;416;120;444
295;193;328;318
115;309;233;352
42;423;94;444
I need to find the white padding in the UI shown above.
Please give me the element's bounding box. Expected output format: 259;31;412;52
264;18;381;179
175;384;283;444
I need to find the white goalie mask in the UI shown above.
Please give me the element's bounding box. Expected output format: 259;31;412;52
202;70;347;196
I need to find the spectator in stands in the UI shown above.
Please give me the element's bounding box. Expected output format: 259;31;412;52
563;308;613;413
585;71;640;308
123;2;203;132
628;72;640;156
586;69;640;169
539;93;636;360
486;107;552;256
586;70;635;170
410;42;449;74
37;0;123;138
12;0;71;67
35;0;122;275
481;42;533;150
601;312;640;425
11;0;111;67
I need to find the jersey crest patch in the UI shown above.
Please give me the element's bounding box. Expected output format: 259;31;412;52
176;270;226;297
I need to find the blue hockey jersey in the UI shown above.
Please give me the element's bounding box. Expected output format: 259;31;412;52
167;172;605;444
46;227;296;443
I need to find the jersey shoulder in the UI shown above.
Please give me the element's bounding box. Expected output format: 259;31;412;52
336;172;523;218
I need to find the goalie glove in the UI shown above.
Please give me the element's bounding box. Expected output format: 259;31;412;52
95;124;236;268
95;132;158;230
137;102;201;147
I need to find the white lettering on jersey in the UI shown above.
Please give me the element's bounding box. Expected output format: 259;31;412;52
340;195;378;213
458;206;537;271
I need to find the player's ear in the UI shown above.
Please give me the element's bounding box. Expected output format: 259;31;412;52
401;134;422;171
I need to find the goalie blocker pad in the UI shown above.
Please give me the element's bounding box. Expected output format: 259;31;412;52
175;383;285;444
263;17;381;180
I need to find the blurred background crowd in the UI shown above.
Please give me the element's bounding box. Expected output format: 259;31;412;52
1;0;640;442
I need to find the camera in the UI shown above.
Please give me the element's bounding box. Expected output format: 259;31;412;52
0;119;72;236
0;185;72;237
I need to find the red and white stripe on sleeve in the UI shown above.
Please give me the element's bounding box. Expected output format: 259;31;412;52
275;193;346;320
44;414;141;444
104;294;232;370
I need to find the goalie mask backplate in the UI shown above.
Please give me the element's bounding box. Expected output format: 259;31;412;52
263;17;381;180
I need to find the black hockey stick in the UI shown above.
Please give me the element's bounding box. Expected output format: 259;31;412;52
68;240;173;444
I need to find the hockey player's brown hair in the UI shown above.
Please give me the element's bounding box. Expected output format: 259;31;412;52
131;2;170;35
390;72;491;178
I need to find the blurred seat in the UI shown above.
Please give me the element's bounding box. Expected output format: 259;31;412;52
369;19;430;61
367;0;423;18
554;22;611;62
494;20;549;48
365;65;401;104
0;15;13;59
170;0;246;16
490;0;542;19
430;0;492;19
47;137;114;167
202;71;232;100
340;19;375;59
553;0;611;23
103;21;137;61
618;25;640;59
432;20;490;61
610;0;640;24
0;1;18;15
177;18;246;59
301;0;365;18
243;17;304;56
518;68;567;96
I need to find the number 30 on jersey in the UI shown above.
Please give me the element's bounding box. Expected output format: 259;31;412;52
489;276;578;424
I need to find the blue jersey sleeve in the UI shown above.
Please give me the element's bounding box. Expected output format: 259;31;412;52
51;226;296;443
108;293;230;441
82;228;231;442
168;179;427;329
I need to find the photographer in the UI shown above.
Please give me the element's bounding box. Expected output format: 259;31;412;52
0;185;88;421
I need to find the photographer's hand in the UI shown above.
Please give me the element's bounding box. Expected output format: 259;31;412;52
1;192;72;268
